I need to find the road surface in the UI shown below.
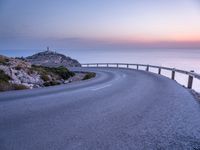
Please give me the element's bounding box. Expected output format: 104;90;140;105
0;67;200;150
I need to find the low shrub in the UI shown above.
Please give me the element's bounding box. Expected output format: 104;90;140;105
0;82;12;91
0;57;9;65
0;82;28;92
27;68;34;75
52;66;75;80
82;72;96;80
12;84;28;90
41;74;50;81
43;81;61;87
32;65;75;80
15;65;22;70
0;70;11;83
31;65;48;75
0;70;28;92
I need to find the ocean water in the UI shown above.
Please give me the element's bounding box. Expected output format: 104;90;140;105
69;49;200;92
1;49;200;92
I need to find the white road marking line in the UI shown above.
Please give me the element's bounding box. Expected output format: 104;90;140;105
91;84;112;91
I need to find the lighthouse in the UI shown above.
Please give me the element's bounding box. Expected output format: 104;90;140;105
47;46;50;51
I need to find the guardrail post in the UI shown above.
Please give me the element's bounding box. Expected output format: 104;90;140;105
158;68;161;74
171;69;175;80
97;64;98;67
87;64;89;67
146;65;149;72
107;64;109;67
127;64;129;68
117;64;119;68
137;65;139;70
187;71;194;89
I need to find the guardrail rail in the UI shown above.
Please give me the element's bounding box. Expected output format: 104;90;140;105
81;63;200;90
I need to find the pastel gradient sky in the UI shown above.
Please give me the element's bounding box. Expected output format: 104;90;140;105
0;0;200;50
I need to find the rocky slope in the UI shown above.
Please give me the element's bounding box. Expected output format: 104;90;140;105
26;50;81;67
0;52;95;92
0;55;43;89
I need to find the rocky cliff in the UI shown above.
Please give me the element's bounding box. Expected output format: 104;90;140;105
0;55;76;91
0;55;43;90
0;52;94;92
26;50;81;67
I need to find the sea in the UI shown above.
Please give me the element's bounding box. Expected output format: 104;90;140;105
1;49;200;92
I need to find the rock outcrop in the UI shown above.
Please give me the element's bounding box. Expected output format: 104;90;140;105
0;54;78;90
0;55;44;89
0;50;94;92
26;50;81;67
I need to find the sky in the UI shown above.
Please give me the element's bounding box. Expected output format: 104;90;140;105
0;0;200;51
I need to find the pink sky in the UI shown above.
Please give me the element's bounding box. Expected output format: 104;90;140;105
0;0;200;49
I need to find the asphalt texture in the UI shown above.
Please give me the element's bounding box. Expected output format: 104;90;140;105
0;67;200;150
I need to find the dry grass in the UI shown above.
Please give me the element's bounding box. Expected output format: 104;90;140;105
0;82;28;92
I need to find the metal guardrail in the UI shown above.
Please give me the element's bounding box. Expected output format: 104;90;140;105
81;63;200;89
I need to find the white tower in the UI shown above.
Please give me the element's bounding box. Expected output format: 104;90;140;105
47;46;50;51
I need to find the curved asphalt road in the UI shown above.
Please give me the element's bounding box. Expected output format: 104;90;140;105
0;68;200;150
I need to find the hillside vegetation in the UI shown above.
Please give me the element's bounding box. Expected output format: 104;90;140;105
0;69;27;91
31;65;75;87
0;53;95;92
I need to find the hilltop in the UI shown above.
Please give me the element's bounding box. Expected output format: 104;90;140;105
26;50;81;67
